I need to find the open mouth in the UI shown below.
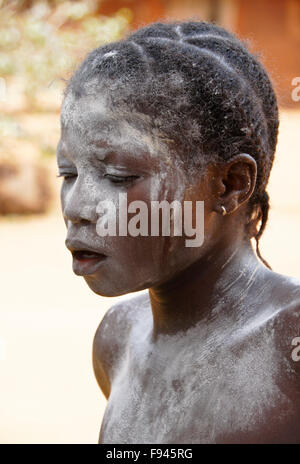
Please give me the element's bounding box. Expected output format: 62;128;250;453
71;249;107;276
72;250;105;261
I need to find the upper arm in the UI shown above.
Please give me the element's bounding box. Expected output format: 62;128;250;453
92;317;111;400
92;301;132;400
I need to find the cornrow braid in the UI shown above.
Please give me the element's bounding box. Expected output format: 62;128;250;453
64;21;279;269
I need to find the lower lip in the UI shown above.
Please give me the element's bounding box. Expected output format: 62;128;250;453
72;254;107;276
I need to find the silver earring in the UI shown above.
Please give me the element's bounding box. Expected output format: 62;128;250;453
221;205;227;216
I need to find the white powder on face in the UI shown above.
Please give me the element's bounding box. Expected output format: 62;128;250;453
61;91;169;164
60;91;109;132
60;91;76;128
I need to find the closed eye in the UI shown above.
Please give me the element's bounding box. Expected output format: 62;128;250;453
56;173;77;181
104;174;140;184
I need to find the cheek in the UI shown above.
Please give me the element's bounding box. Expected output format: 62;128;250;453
126;175;164;203
77;171;201;295
122;176;189;262
84;235;167;296
125;169;186;205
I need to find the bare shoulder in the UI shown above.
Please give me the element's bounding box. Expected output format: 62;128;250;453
270;272;300;320
266;271;300;377
92;291;150;399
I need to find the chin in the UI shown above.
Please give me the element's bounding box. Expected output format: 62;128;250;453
83;274;148;297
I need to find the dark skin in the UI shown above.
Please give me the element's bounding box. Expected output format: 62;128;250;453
57;95;300;444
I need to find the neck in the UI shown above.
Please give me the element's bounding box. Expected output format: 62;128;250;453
148;238;266;338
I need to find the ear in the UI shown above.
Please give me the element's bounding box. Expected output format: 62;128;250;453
214;153;257;215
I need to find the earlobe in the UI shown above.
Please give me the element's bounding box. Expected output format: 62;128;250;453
214;204;228;216
221;205;227;216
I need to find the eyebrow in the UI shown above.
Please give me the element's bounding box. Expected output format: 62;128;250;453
57;131;154;166
89;138;153;161
57;139;109;164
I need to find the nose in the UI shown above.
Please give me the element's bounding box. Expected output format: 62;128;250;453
62;178;98;225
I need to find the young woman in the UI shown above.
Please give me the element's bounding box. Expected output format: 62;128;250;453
56;21;300;443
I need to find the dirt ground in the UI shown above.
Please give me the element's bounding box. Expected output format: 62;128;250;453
0;109;300;444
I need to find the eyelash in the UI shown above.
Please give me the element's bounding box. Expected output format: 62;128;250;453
56;173;76;181
56;173;140;184
104;174;140;184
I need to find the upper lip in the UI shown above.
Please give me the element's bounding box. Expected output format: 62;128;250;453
65;238;106;256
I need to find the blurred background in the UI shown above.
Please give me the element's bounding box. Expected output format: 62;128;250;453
0;0;299;444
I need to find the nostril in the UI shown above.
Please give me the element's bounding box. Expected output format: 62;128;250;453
63;203;98;224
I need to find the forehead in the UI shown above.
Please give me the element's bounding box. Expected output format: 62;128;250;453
60;92;167;159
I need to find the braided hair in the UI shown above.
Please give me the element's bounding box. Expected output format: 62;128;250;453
63;21;279;269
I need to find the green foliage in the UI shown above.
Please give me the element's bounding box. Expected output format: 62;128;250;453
0;0;131;109
0;0;131;161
